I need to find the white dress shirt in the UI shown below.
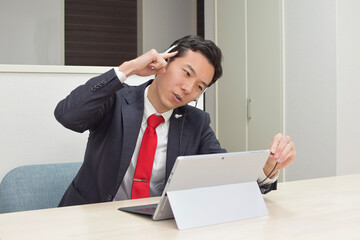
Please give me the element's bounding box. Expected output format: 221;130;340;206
113;81;173;200
112;68;277;201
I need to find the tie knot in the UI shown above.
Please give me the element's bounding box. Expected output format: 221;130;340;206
147;114;164;129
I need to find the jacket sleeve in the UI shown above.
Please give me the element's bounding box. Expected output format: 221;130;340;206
198;112;227;154
260;181;277;194
54;69;124;133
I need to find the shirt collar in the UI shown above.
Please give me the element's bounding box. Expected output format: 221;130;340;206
143;86;173;123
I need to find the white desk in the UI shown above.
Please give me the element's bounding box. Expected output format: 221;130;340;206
1;174;360;239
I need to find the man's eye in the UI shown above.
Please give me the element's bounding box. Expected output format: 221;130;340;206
183;69;190;77
197;85;203;91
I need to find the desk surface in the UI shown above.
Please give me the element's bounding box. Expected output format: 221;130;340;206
1;174;360;240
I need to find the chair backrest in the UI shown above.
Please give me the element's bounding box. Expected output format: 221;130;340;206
0;162;81;214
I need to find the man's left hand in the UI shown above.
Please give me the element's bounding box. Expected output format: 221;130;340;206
263;133;296;178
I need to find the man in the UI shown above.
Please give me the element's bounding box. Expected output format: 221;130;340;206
55;35;296;206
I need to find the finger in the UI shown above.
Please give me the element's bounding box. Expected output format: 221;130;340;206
283;149;296;168
160;51;178;60
277;141;295;163
149;59;166;69
275;136;291;159
267;152;277;167
270;133;283;154
278;151;296;170
147;63;167;76
150;51;178;71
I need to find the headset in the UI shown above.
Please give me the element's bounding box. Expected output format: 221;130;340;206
164;44;178;53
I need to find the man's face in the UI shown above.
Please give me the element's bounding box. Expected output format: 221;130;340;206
148;50;215;113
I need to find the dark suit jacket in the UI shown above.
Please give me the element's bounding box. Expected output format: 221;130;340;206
55;69;276;207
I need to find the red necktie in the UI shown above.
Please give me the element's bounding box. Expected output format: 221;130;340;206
131;114;164;199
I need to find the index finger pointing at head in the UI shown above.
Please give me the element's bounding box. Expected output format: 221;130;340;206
160;51;178;61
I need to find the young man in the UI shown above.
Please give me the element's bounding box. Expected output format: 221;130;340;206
55;35;296;206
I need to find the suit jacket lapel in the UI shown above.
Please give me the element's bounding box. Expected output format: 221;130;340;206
116;81;151;186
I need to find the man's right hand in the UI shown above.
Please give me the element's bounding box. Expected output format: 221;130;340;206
118;49;178;78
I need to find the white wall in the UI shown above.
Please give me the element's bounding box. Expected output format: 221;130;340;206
0;67;98;182
140;0;197;53
337;0;360;175
284;0;337;180
0;0;62;65
285;0;360;179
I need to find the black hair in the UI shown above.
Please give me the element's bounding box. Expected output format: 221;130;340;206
167;35;223;87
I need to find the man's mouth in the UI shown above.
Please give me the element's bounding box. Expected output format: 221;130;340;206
173;93;182;102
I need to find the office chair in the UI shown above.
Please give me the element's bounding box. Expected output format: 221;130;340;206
0;162;81;214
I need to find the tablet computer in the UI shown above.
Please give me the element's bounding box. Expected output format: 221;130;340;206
118;150;270;220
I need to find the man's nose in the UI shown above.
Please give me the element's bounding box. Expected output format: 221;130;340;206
181;79;195;93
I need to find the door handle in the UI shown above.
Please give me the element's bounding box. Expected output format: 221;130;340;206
247;98;252;121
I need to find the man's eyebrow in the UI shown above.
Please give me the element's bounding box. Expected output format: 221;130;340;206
186;64;196;75
201;81;208;88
